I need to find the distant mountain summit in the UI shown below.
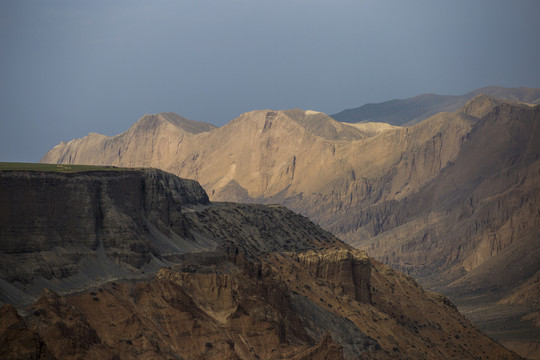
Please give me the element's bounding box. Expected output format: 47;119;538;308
43;112;215;166
331;86;540;125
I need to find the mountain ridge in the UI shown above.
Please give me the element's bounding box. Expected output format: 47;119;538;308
39;90;540;357
331;86;540;126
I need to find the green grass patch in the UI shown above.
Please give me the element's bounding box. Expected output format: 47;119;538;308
0;162;131;173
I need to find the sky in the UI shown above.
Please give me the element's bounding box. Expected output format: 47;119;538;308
1;0;540;162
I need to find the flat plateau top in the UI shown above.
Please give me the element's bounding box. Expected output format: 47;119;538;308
0;162;130;173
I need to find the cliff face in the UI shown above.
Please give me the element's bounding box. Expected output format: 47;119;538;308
0;168;520;359
0;169;210;304
0;168;208;254
297;248;371;304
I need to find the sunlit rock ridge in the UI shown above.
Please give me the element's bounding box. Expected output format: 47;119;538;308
41;87;540;356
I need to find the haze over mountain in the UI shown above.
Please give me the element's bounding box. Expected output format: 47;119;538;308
41;89;540;357
1;167;521;359
332;86;540;126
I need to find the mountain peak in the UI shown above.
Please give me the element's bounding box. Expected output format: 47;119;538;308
277;108;370;141
465;86;540;104
134;112;216;135
227;108;366;141
458;94;502;118
459;93;536;118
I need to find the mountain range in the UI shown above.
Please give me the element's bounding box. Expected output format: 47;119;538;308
331;86;540;126
40;86;540;358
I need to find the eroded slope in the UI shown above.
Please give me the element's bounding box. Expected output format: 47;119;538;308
0;168;520;359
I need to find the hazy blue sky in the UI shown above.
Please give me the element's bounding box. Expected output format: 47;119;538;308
1;0;540;162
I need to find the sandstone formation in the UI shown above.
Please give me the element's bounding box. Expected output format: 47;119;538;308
40;92;540;355
0;167;520;359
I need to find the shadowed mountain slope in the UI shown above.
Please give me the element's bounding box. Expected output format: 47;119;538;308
331;86;540;126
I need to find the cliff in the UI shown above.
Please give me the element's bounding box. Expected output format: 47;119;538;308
297;248;371;304
0;168;209;305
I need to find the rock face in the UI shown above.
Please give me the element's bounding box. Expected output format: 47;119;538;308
297;248;371;304
40;92;540;353
349;100;540;277
0;169;209;305
0;168;521;359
